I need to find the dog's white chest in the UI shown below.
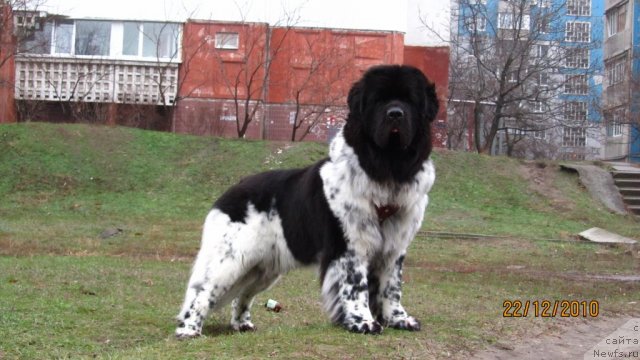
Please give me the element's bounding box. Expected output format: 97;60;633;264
319;131;435;257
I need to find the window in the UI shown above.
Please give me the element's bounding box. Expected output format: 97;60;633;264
567;0;590;16
564;74;588;94
20;22;52;54
565;21;590;42
533;44;549;58
536;71;549;87
535;0;550;7
122;22;140;56
565;48;589;68
564;101;588;122
535;16;549;33
533;129;547;139
142;22;180;58
17;19;180;60
606;109;624;137
466;16;487;32
75;20;111;56
606;55;626;86
498;13;530;30
606;3;627;37
215;32;240;50
529;101;544;112
562;126;586;147
468;0;487;4
54;20;74;54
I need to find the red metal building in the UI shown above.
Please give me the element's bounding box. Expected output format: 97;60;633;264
174;20;448;143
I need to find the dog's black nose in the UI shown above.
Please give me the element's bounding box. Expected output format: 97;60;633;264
386;107;404;120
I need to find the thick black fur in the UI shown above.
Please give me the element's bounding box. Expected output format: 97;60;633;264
344;65;438;183
214;161;346;272
215;65;438;278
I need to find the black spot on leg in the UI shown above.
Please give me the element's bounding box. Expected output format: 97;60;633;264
177;321;185;328
368;275;380;317
191;283;204;293
184;312;191;319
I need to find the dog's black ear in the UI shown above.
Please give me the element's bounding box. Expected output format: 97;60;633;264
347;79;365;117
423;80;439;123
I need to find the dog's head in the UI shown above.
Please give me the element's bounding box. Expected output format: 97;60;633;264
345;65;439;152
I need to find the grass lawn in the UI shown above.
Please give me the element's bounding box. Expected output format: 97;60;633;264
1;123;639;359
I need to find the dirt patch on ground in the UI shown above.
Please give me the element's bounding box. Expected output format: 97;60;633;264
472;316;634;360
519;162;575;212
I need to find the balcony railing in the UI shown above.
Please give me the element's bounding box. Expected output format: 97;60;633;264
15;56;178;106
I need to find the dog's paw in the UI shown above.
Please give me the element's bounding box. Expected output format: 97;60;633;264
175;325;201;339
347;319;383;335
388;316;421;331
232;321;257;332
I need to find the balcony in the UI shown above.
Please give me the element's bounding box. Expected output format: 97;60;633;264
15;56;178;106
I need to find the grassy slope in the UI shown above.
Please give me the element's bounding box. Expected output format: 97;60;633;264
1;123;639;359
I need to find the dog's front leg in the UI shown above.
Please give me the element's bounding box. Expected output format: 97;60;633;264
322;250;383;334
375;253;421;331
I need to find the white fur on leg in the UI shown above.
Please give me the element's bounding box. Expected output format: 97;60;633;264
176;205;298;337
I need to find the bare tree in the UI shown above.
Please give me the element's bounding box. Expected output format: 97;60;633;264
426;0;602;157
282;32;354;141
207;10;298;138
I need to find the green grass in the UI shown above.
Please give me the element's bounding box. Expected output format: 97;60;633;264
1;123;639;359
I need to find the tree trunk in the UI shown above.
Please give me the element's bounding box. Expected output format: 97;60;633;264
473;101;483;153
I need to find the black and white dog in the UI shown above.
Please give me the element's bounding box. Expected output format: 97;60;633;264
176;65;438;337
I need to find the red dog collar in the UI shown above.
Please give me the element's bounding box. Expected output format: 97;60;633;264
375;204;399;223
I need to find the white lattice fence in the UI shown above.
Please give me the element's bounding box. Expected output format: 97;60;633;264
15;57;178;106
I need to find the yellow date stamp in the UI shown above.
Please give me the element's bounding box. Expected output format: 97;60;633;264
502;300;599;318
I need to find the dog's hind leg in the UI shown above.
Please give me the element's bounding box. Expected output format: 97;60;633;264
230;272;281;332
175;256;259;338
175;210;261;338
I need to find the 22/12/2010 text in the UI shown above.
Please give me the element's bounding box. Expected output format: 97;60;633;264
503;300;600;318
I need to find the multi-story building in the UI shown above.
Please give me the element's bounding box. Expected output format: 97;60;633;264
0;1;450;145
449;0;605;160
11;13;182;128
602;0;640;162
